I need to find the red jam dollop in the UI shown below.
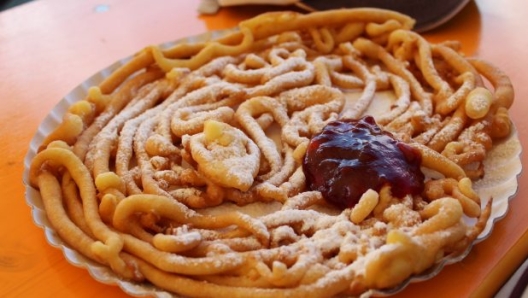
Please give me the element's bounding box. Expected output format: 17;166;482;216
302;116;424;209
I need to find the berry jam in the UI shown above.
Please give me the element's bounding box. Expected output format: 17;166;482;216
302;116;424;209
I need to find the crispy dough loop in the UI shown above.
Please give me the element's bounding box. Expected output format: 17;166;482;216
350;189;379;224
353;37;434;116
376;74;411;125
469;58;514;109
424;178;481;217
436;72;476;116
30;147;135;280
415;197;463;235
152;27;255;72
340;56;377;119
389;30;453;102
236;96;289;181
73;69;166;160
427;103;468;152
113;194;270;245
189;120;260;192
281;85;345;148
308;27;335;54
171;106;235;137
410;142;466;179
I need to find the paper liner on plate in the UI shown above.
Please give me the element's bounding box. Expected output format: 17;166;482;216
22;28;522;297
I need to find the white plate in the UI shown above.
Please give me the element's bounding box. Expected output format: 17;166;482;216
22;29;522;297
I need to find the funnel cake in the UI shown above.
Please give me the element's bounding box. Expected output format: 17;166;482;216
27;8;517;298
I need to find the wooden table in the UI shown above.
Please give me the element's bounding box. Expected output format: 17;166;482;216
1;0;527;297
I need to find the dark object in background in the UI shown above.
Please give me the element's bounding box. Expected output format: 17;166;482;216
297;0;471;32
0;0;33;11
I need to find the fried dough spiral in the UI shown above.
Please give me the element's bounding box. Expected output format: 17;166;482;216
30;8;513;298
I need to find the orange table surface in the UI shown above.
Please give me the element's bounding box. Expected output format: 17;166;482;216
1;0;527;297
